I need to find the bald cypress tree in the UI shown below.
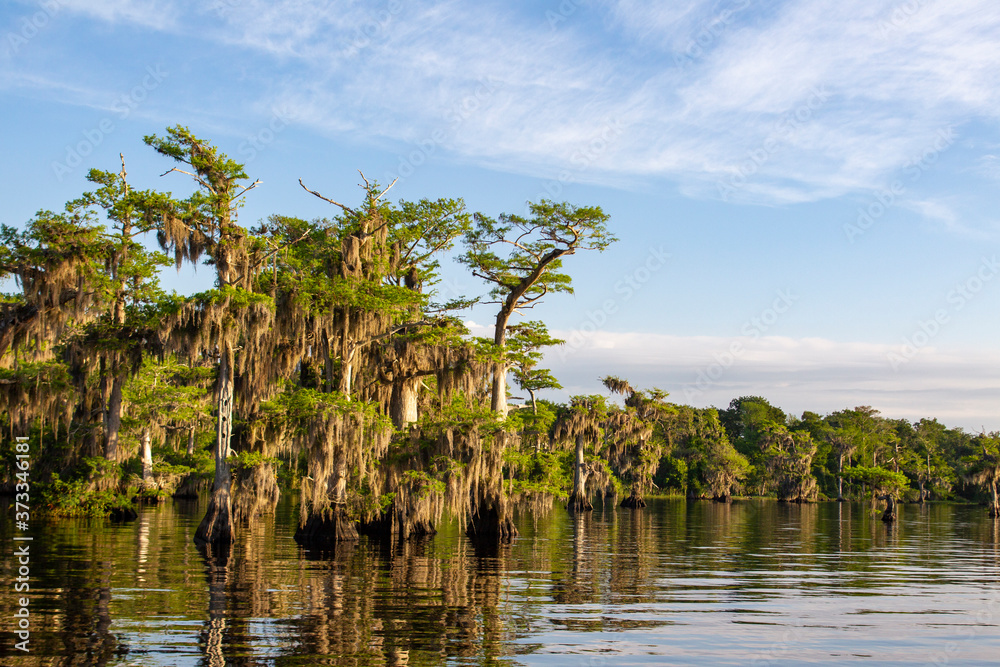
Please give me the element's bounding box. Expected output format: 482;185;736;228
62;158;170;468
265;178;476;545
142;126;268;548
553;395;609;512
459;200;614;539
1;207;105;443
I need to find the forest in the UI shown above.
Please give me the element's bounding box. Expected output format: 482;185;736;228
2;126;998;552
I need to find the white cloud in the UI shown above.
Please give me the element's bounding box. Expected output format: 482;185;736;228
61;0;179;30
215;0;1000;206
537;330;1000;431
9;0;1000;209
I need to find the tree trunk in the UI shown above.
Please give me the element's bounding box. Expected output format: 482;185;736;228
187;428;196;456
837;452;844;501
332;448;350;516
295;508;358;548
389;377;419;428
491;362;508;417
529;390;540;453
141;428;153;484
104;374;124;462
466;493;517;543
990;479;999;518
195;346;235;547
466;429;518;542
881;494;896;522
567;435;592;512
295;446;358;547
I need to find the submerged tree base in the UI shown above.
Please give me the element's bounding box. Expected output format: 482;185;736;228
881;495;897;523
567;492;593;513
359;511;437;542
109;506;138;522
194;489;235;547
173;474;209;499
712;494;732;504
295;509;359;547
466;505;518;543
620;492;646;509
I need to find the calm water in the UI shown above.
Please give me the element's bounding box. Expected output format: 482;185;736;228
2;496;999;666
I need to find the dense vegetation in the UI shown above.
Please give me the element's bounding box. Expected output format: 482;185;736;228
2;128;997;551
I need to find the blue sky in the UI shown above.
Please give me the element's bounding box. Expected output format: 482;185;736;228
3;0;1000;430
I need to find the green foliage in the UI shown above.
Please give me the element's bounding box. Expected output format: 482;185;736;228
508;320;563;400
260;384;392;433
191;284;275;310
655;455;688;493
459;199;615;303
0;361;72;389
40;473;136;517
402;469;447;498
228;451;281;474
505;449;574;499
842;465;909;495
419;392;502;434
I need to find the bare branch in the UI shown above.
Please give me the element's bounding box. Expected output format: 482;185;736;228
160;167;214;194
374;176;398;203
299;179;357;215
233;178;262;201
118;153;130;194
499;237;541;261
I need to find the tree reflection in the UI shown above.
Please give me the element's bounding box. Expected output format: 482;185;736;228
285;532;517;665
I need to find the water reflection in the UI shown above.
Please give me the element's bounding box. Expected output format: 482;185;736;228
1;498;999;665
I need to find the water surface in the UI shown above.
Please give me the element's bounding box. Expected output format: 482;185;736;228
2;497;998;665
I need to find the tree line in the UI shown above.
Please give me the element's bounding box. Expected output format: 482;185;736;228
1;127;997;552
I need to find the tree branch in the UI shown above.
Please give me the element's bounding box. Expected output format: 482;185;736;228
233;178;262;201
160;167;214;194
299;179;357;215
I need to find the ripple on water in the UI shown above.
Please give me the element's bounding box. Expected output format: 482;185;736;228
1;498;998;665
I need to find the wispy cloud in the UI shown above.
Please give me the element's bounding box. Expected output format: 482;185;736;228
7;0;1000;210
211;0;1000;205
60;0;179;30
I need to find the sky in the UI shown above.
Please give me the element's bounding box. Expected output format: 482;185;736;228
2;0;1000;430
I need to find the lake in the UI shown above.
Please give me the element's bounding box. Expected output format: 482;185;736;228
2;496;999;665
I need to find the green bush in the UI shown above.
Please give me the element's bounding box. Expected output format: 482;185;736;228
40;473;136;517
